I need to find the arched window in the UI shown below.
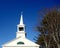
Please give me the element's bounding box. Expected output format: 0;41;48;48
17;42;24;44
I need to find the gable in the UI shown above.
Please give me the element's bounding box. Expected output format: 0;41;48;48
2;37;39;47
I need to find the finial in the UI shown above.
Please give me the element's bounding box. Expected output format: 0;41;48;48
21;12;23;15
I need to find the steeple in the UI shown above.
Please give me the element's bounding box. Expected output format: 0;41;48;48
16;12;25;38
20;12;23;25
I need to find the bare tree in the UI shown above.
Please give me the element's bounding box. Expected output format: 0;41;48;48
36;8;60;48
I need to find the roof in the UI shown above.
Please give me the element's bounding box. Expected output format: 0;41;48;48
2;37;40;47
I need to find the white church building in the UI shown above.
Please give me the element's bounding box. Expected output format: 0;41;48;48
2;13;40;48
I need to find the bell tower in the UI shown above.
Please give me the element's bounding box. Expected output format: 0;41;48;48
16;12;26;38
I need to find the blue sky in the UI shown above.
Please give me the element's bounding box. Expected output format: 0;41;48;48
0;0;60;48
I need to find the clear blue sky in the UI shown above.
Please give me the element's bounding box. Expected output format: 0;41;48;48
0;0;60;48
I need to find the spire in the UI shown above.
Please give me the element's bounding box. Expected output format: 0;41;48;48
20;12;23;25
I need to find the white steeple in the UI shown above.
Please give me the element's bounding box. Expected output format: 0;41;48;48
16;12;25;38
20;12;23;25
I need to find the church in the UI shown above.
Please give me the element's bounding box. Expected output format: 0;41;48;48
2;13;40;48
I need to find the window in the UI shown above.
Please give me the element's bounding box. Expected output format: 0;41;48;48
17;42;24;44
19;27;24;31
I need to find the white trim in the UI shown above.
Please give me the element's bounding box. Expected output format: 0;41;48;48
2;37;20;46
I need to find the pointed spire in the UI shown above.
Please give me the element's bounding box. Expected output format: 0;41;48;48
20;12;24;25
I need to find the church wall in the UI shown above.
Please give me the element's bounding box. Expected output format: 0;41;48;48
2;46;39;48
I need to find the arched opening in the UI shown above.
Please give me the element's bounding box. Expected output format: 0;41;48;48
17;42;24;44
